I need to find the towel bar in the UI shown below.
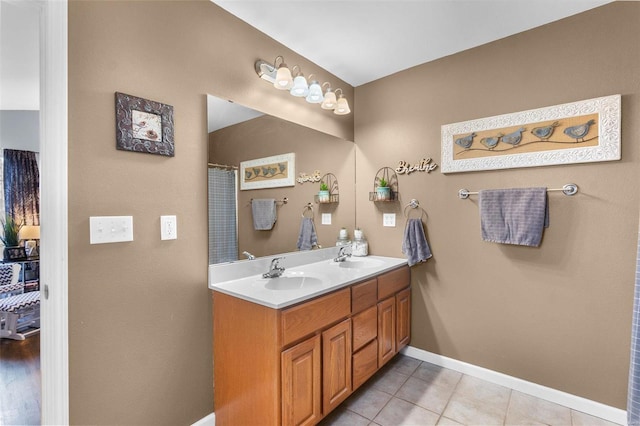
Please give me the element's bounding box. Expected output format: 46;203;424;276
458;183;578;200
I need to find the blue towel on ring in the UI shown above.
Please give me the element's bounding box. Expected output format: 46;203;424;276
479;187;548;247
402;218;432;267
297;217;318;251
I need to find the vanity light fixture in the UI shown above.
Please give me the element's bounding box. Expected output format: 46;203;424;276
254;56;350;114
334;89;351;115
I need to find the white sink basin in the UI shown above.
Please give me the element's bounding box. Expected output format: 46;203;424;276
334;257;386;269
262;272;324;291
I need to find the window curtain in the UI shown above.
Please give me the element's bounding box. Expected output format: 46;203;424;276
3;149;40;226
208;167;238;264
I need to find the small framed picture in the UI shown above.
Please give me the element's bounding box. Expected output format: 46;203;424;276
4;247;27;261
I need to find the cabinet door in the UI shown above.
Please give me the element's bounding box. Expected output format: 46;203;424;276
322;318;352;415
396;288;411;351
377;297;396;367
282;335;321;426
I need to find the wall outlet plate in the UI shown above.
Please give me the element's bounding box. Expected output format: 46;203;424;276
90;216;133;244
160;215;177;240
383;213;396;227
321;213;332;225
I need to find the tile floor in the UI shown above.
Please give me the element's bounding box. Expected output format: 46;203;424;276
320;354;622;426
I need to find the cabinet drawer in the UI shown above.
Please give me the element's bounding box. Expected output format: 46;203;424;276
377;266;410;301
282;288;351;347
352;305;377;352
352;339;378;390
351;278;377;314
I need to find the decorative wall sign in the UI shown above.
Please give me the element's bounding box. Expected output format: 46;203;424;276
396;158;438;174
297;170;322;184
240;153;295;190
441;94;620;173
115;92;175;157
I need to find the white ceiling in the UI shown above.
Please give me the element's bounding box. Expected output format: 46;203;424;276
213;0;612;87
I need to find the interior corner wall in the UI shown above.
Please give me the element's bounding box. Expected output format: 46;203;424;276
354;2;640;409
67;1;352;424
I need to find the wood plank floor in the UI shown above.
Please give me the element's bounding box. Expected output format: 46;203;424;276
0;334;40;425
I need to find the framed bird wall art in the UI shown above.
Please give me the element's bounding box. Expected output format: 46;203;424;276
440;94;620;173
240;153;296;190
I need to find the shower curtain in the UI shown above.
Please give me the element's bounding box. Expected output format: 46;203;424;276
628;228;640;425
208;167;238;264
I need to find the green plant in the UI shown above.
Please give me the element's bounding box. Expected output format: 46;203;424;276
319;181;329;191
378;178;388;188
0;216;22;247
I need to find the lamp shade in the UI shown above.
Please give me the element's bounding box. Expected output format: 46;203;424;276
321;90;337;110
274;64;293;90
334;95;351;115
19;225;40;240
306;81;324;103
290;75;309;97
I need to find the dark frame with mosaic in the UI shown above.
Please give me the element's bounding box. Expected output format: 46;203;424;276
115;92;175;157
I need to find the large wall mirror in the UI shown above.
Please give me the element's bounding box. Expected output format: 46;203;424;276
207;94;356;264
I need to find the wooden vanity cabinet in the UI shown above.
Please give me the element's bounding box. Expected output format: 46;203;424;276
212;265;411;426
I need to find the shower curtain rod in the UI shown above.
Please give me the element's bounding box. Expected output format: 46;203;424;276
208;162;238;170
458;183;578;199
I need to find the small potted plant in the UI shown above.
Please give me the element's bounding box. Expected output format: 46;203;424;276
318;181;330;203
1;216;22;260
376;178;391;201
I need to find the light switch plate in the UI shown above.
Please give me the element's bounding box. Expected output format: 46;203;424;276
321;213;332;225
90;216;133;244
383;213;396;227
160;215;177;240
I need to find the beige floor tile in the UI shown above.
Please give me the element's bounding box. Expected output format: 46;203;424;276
412;362;463;390
319;407;371;426
373;397;440;426
505;391;572;425
345;385;393;420
369;368;410;395
442;375;511;425
396;376;456;414
436;416;464;425
571;409;623;426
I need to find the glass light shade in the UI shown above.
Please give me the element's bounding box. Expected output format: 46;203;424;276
334;95;351;115
274;64;293;90
290;75;309;97
321;90;337;110
306;81;324;103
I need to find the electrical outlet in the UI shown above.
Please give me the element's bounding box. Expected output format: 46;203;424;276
383;213;396;227
90;216;133;244
160;215;177;240
321;213;332;225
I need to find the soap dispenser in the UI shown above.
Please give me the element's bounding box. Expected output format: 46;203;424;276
352;228;368;257
336;227;350;246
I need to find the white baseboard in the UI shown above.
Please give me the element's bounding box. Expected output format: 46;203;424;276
192;412;215;426
401;346;627;426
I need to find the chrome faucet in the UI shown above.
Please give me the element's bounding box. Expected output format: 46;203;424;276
263;257;285;278
242;251;256;260
334;246;352;262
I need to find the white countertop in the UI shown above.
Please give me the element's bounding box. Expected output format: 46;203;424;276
209;253;407;309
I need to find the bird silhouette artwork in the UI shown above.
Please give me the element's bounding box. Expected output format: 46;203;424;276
455;132;476;149
480;134;503;150
500;127;526;146
563;119;596;142
531;121;560;141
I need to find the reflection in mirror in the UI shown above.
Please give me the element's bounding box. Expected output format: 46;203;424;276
207;94;356;264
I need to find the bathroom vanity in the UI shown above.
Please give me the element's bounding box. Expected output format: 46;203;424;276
210;253;410;426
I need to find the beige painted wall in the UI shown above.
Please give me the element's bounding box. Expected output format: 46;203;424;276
354;2;640;408
68;1;352;424
209;115;356;259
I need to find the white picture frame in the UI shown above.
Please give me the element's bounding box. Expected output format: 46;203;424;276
441;94;621;173
240;153;295;190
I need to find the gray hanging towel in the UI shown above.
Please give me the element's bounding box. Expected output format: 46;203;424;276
402;218;433;267
251;199;277;231
479;187;548;247
297;217;318;251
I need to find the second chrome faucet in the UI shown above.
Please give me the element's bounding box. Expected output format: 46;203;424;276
263;257;285;278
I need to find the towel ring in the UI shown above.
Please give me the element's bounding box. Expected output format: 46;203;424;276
404;199;425;219
302;203;314;218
